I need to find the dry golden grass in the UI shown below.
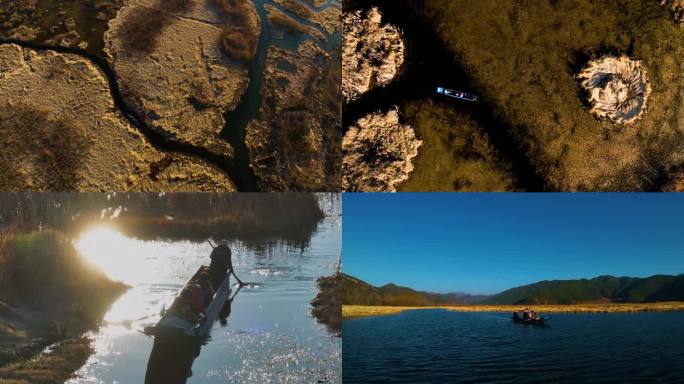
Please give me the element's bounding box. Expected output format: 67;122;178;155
343;302;684;319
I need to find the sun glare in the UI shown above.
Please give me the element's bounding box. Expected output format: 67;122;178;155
76;226;144;284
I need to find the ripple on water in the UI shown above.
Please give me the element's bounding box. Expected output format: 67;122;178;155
343;310;684;383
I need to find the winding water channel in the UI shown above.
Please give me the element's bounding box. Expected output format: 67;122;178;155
0;0;341;192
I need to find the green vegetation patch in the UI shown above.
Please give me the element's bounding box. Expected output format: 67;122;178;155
0;230;126;320
423;0;684;191
0;337;92;384
399;99;515;191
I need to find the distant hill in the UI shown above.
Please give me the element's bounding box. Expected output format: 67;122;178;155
341;274;487;306
343;274;684;306
482;274;684;305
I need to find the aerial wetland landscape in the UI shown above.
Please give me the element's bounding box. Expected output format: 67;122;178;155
0;0;341;192
341;0;684;191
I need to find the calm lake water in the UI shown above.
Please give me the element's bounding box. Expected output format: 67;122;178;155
66;206;341;383
343;309;684;383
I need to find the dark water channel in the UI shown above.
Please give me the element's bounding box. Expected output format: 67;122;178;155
343;309;684;383
222;0;342;191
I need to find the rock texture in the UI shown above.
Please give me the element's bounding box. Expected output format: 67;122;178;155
104;0;259;157
342;109;422;192
0;43;235;191
342;7;405;103
577;55;651;125
246;41;341;191
661;0;684;24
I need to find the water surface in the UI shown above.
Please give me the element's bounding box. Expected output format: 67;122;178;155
67;208;341;383
343;309;684;383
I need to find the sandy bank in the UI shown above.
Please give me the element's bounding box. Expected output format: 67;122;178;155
343;303;684;319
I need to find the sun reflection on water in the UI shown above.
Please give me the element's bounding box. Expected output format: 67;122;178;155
76;226;145;285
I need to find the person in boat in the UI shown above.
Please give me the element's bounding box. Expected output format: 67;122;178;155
196;271;214;309
209;241;245;288
522;307;530;320
171;287;203;326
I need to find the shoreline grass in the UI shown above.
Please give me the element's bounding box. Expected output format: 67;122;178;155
343;302;684;319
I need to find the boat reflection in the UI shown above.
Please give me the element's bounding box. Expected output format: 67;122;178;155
144;286;242;384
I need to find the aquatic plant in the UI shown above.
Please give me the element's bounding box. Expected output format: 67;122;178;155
342;7;405;103
343;109;422;192
212;0;260;62
0;337;94;384
577;55;651;125
311;272;342;334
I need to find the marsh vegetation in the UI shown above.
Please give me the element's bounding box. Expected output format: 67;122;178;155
421;0;684;191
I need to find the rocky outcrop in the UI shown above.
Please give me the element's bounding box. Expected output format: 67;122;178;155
104;0;259;157
342;7;405;103
0;43;235;191
246;41;341;191
342;109;422;192
661;0;684;24
577;55;651;124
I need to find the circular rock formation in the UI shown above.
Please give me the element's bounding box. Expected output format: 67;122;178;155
342;109;422;192
342;7;405;103
577;55;651;124
661;0;684;25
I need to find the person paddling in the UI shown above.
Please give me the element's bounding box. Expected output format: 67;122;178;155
209;240;245;288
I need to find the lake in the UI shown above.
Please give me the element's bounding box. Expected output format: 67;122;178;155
343;309;684;383
65;205;341;383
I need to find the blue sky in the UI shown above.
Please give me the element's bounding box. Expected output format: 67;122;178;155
343;193;684;295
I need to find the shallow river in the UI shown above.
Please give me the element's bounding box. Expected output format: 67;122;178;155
343;309;684;383
67;210;341;383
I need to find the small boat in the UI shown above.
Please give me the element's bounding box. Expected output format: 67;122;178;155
436;86;478;102
144;266;231;338
512;313;550;326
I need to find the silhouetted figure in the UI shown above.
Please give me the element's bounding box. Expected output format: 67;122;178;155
209;241;244;288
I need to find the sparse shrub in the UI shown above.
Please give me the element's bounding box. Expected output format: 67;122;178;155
213;0;260;61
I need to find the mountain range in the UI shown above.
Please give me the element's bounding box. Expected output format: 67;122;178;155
342;273;684;306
